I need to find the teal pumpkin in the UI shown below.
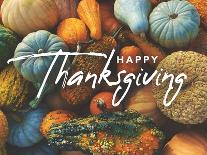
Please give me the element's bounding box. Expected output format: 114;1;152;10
149;0;200;49
7;107;47;147
8;140;58;155
114;0;151;34
14;30;69;83
0;25;19;70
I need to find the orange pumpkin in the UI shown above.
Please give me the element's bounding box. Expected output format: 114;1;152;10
77;0;102;40
117;46;142;74
90;91;121;115
40;110;73;138
100;1;120;34
0;110;8;145
163;130;207;155
57;18;88;49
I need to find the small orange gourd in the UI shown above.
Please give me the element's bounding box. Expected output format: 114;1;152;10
0;110;8;146
57;18;88;49
117;46;142;74
77;0;102;40
40;110;73;138
100;1;120;34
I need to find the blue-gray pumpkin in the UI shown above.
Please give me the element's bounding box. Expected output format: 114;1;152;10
14;30;69;83
114;0;151;34
149;0;200;49
7;107;48;147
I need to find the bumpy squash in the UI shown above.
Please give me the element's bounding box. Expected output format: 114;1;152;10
163;130;207;155
0;65;33;111
14;30;68;83
57;18;88;49
8;140;58;155
114;0;151;34
0;25;19;70
0;110;8;145
149;0;200;49
7;107;47;147
61;35;117;105
77;0;102;40
48;111;165;154
1;0;59;36
40;110;73;138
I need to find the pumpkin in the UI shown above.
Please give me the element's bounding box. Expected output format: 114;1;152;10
89;91;121;115
149;0;200;49
126;85;166;126
7;107;47;147
40;110;73;138
0;65;33;111
162;130;207;155
114;0;151;34
189;29;207;56
77;0;102;40
0;110;8;145
0;25;19;70
13;30;68;83
1;0;59;36
188;0;207;29
117;46;142;74
7;140;58;155
100;1;121;34
57;18;89;49
55;0;80;20
0;145;6;155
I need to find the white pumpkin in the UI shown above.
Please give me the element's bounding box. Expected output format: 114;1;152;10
1;0;59;36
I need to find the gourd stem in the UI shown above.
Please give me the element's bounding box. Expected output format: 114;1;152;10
97;99;108;112
38;49;44;54
169;13;178;19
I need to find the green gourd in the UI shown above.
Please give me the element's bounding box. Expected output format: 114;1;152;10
114;0;151;34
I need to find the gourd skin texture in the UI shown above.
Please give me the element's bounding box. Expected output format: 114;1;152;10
114;0;151;34
14;30;68;83
1;0;59;36
0;26;19;70
152;51;207;124
8;107;48;147
149;0;200;49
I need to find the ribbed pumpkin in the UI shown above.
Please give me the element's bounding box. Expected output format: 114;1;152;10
0;145;6;155
40;110;73;138
149;0;200;48
0;25;19;70
57;18;88;49
0;110;8;145
1;0;59;36
77;0;102;40
0;65;33;111
14;30;68;83
7;107;47;147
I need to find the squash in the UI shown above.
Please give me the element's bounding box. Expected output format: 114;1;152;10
61;35;117;105
114;0;151;34
189;29;207;56
0;145;6;155
0;110;8;145
7;107;48;147
100;1;121;34
188;0;207;29
117;46;142;74
47;111;165;154
55;0;80;20
162;130;207;155
40;110;73;138
7;140;58;155
0;65;33;111
14;30;68;83
77;0;102;40
1;0;59;36
57;18;89;49
89;91;121;115
0;25;19;70
149;0;200;49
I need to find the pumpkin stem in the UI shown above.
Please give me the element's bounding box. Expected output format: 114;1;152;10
38;49;44;54
169;13;178;19
97;99;108;112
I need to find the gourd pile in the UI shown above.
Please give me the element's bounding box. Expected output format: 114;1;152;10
0;0;207;155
